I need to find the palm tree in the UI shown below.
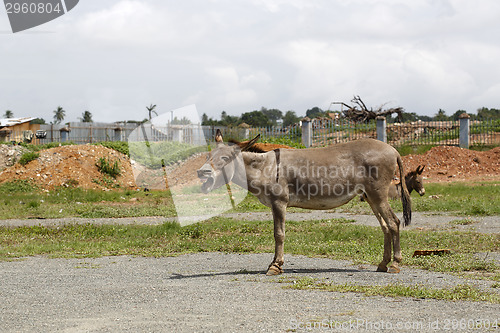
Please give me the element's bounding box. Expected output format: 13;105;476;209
3;110;13;118
53;106;66;124
80;110;93;123
146;104;158;121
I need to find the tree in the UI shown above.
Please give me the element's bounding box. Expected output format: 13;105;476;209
171;116;192;125
282;110;301;127
261;107;283;126
434;109;448;121
220;111;240;126
240;110;272;127
387;112;418;123
201;113;209;125
418;115;433;122
80;111;93;123
3;110;13;118
146;104;158;121
31;118;46;124
53;106;66;124
476;107;500;120
452;110;467;121
306;107;325;119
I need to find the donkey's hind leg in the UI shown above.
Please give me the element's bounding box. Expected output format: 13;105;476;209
376;201;403;273
364;196;392;273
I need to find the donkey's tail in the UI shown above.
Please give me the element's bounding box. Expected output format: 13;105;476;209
397;155;412;226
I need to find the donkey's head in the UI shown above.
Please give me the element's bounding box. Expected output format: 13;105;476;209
405;165;426;196
197;130;259;194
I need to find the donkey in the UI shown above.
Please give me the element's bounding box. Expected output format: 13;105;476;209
388;165;426;200
361;165;426;201
197;130;411;275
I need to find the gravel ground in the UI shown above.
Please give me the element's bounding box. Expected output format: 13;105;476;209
0;254;499;333
0;212;499;332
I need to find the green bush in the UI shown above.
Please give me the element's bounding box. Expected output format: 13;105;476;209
18;152;40;166
95;141;129;156
96;157;121;178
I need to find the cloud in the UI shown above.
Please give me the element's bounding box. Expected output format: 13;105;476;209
196;66;272;112
75;1;158;44
1;0;500;123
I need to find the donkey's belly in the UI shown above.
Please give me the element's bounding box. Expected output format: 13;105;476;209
288;193;356;210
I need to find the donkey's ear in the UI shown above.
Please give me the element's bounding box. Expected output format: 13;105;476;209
241;134;260;151
215;129;224;144
417;165;425;174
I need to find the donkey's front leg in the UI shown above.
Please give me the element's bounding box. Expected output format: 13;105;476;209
266;200;287;276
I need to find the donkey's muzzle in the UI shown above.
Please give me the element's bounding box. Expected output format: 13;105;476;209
197;169;212;179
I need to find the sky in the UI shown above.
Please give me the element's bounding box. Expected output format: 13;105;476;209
1;0;500;124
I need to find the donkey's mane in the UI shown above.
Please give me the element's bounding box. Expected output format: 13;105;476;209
228;139;267;153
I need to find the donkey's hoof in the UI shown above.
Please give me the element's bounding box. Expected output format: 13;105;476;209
388;265;400;274
376;265;388;272
266;263;283;276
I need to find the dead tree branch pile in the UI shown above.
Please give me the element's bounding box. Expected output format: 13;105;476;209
341;96;404;123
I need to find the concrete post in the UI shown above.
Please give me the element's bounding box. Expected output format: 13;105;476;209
114;128;122;142
459;113;470;149
172;126;184;143
376;116;387;143
301;117;312;148
60;127;70;142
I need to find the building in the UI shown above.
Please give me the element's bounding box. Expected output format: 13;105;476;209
0;117;39;143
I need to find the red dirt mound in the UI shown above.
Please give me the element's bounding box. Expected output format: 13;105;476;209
0;145;136;190
402;146;500;182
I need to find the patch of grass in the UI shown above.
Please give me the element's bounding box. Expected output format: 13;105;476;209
0;218;498;280
279;277;500;303
20;142;74;152
410;182;500;216
92;175;120;189
0;179;38;193
128;141;206;169
260;136;305;149
230;193;268;212
396;144;436;156
94;141;129;156
0;186;176;219
470;144;499;151
449;218;478;226
18;152;40;166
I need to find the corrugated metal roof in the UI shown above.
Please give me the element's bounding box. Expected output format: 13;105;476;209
0;117;35;127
